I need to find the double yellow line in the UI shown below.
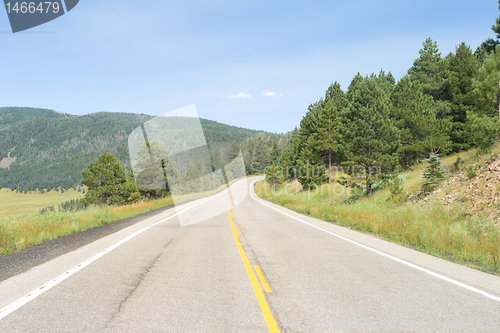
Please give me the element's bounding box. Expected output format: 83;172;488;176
228;201;280;332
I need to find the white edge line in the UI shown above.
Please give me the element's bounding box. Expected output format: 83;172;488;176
250;180;500;303
0;180;245;321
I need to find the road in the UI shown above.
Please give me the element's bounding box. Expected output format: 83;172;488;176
1;177;500;332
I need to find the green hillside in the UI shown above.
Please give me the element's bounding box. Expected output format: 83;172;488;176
0;107;70;129
0;107;276;191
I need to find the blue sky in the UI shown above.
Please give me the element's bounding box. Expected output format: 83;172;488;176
0;0;498;133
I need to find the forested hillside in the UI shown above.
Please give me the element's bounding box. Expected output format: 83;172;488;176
0;107;282;191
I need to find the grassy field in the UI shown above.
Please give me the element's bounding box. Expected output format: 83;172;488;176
256;146;500;274
0;181;242;256
0;188;84;216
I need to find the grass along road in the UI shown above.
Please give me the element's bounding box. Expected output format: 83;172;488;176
256;147;500;274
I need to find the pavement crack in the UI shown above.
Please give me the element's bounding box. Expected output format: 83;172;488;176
102;239;171;330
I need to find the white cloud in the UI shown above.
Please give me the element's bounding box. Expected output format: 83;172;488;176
261;90;277;97
279;93;284;97
229;92;252;99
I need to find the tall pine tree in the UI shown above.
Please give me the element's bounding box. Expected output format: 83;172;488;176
480;0;500;54
446;43;481;151
340;74;400;196
391;76;451;169
317;82;345;183
408;38;450;101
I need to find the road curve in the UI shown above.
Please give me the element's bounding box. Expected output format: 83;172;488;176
0;177;499;332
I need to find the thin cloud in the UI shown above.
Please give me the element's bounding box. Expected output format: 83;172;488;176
229;92;251;99
279;93;284;97
262;90;277;97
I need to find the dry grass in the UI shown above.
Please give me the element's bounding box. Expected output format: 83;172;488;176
0;188;84;216
0;196;180;256
0;181;238;256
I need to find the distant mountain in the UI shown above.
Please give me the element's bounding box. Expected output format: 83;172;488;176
0;107;276;191
0;107;69;129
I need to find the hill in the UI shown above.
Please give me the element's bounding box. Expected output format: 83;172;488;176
0;107;277;191
0;107;70;129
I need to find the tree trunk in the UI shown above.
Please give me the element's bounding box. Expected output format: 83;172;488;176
366;181;372;197
328;149;332;184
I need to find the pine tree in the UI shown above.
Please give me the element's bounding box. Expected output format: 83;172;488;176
317;82;345;183
183;162;204;194
391;76;451;168
446;43;481;151
339;74;400;196
81;153;136;205
265;163;284;190
278;128;300;180
466;112;500;153
133;142;178;199
473;45;500;118
297;136;327;190
422;154;446;194
226;141;241;163
252;134;270;173
376;70;396;94
346;72;364;99
408;38;450;101
480;0;500;54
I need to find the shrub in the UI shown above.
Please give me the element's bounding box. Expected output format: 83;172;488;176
467;166;477;179
422;154;445;194
265;163;284;190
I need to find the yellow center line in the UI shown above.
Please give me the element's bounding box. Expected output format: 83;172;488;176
237;228;241;234
254;265;272;293
228;202;280;333
234;183;244;198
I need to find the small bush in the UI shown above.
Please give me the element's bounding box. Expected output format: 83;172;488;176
467;166;477;179
422;155;446;194
452;157;462;173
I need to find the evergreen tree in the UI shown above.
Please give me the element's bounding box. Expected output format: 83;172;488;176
297;136;327;190
265;163;284;190
408;38;450;101
183;162;204;194
422;154;446;194
252;134;270;173
473;45;500;117
278;128;300;180
269;138;280;163
346;72;364;99
226;141;241;162
391;76;451;169
446;43;482;150
133;142;178;199
317;82;345;183
81;153;138;205
480;0;500;54
339;74;400;196
467;112;500;153
376;70;396;94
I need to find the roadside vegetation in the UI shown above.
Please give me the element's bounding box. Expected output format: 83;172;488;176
0;197;175;255
0;147;244;255
258;144;500;274
256;5;500;274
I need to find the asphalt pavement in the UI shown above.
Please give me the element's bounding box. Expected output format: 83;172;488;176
1;177;499;332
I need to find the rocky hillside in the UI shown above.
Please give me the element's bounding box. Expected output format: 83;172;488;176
423;153;500;222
